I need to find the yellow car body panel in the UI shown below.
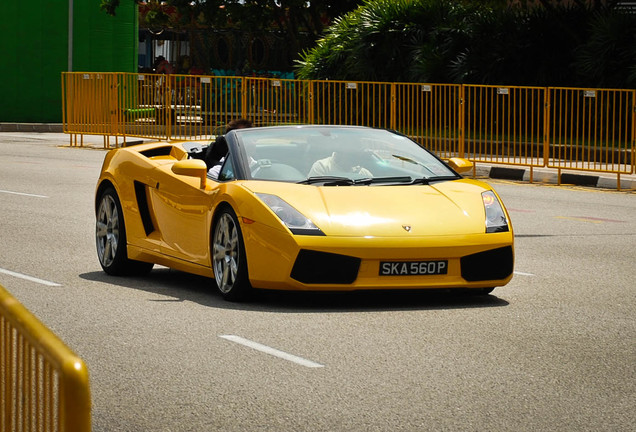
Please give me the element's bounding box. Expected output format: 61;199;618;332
241;180;491;237
95;128;514;295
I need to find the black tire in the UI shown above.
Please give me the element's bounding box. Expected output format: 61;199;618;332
468;287;495;295
96;186;154;276
211;206;252;301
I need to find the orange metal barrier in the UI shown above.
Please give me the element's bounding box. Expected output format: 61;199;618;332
62;73;119;138
394;83;463;159
547;87;635;177
463;85;547;168
1;284;91;432
245;77;308;127
62;72;635;182
310;79;393;129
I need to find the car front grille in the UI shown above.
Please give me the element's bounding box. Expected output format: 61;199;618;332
460;246;514;282
291;250;361;284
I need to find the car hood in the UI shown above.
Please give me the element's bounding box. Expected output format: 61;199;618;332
243;180;490;237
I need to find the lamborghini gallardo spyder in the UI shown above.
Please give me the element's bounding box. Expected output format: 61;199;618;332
95;125;514;301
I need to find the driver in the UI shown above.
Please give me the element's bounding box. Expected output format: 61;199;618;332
205;118;252;179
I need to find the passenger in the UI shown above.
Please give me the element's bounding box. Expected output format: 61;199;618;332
308;148;372;178
205;118;253;179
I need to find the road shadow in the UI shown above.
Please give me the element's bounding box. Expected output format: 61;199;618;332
80;266;509;313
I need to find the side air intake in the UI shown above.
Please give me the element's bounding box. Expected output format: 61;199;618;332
291;250;361;284
461;246;513;282
134;181;155;236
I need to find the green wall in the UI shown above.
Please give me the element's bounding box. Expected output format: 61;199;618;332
0;1;137;123
73;2;138;72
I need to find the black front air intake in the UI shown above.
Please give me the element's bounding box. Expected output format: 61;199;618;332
461;246;514;282
291;250;361;284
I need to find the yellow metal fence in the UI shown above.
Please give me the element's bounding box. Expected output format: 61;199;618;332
62;72;635;179
1;284;91;432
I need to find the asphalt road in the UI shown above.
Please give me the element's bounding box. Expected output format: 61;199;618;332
1;133;634;432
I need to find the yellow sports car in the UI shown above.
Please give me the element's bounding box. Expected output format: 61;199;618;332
95;125;513;301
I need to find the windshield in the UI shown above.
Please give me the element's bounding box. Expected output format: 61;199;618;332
233;126;458;184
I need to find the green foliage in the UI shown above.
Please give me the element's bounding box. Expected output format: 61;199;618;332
297;0;636;88
449;5;593;86
296;0;427;81
573;10;636;88
100;0;121;16
100;0;145;16
407;0;479;83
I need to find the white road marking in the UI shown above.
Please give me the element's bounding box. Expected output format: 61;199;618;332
0;189;48;198
0;268;62;287
514;271;535;277
219;335;324;368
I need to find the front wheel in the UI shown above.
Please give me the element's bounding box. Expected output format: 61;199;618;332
468;287;495;295
212;207;252;301
96;187;153;276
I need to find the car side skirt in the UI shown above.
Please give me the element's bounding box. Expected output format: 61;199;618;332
128;245;214;279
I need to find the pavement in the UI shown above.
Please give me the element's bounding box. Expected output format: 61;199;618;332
2;122;634;192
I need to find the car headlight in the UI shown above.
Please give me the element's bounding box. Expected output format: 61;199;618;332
256;193;324;236
482;191;509;233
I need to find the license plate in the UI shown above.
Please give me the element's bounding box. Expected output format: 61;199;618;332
379;260;448;276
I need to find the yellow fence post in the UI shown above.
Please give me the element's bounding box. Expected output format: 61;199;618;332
307;80;314;125
166;75;172;141
390;83;397;131
544;87;551;171
632;89;636;175
459;84;465;159
241;77;248;120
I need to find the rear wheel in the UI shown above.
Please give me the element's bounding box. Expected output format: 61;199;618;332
212;207;252;301
96;187;153;276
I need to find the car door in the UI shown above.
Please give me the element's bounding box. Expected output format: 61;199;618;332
147;165;215;266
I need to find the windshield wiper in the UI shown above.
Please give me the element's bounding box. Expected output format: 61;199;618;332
392;154;439;177
299;175;459;186
297;176;356;185
366;176;413;184
298;176;412;186
392;154;420;165
410;175;460;185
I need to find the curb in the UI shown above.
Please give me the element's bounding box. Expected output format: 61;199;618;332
475;165;634;191
0;123;64;133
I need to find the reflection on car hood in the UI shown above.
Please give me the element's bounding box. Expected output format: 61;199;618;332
243;180;490;237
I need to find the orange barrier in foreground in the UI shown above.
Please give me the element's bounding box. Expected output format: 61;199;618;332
1;284;91;432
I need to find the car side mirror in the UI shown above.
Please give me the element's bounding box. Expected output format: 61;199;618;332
172;159;208;188
447;158;473;174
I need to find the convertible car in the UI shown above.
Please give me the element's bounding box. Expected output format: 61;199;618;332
95;125;513;301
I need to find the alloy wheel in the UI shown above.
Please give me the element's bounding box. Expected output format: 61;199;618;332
213;213;240;294
96;194;119;268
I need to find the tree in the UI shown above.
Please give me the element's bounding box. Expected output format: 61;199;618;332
102;0;362;71
102;0;361;45
297;0;636;88
573;9;636;88
296;0;482;82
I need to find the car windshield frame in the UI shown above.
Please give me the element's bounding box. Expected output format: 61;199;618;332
228;126;461;184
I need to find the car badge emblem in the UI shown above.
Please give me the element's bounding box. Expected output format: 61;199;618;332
402;225;412;232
